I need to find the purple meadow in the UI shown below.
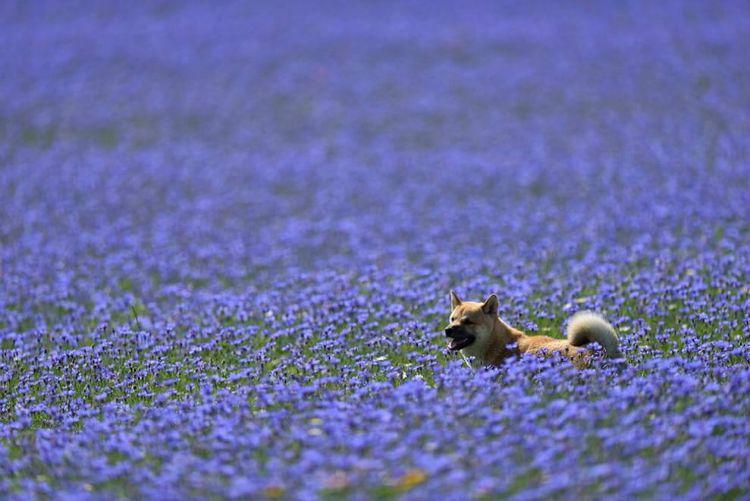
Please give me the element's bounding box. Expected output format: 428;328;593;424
1;1;749;498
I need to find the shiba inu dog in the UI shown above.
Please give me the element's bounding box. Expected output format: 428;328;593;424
445;291;622;368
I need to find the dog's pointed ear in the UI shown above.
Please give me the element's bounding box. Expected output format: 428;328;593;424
450;290;462;311
481;294;499;315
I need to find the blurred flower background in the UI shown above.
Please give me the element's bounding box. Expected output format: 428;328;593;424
1;1;749;498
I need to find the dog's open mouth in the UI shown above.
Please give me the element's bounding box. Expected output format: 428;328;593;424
447;333;475;351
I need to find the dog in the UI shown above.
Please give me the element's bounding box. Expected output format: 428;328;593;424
444;291;622;368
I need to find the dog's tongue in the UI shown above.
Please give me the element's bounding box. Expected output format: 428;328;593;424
448;338;460;350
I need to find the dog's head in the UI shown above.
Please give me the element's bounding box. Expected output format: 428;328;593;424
444;291;499;356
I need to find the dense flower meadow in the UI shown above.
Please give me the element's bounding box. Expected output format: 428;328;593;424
2;1;750;498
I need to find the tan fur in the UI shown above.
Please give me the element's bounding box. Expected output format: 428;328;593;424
566;311;622;358
445;292;622;368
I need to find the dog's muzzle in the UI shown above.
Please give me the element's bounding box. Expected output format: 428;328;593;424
445;326;476;351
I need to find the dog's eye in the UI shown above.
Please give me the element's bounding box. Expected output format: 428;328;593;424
462;318;473;324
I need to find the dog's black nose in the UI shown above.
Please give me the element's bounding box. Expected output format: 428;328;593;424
444;326;457;337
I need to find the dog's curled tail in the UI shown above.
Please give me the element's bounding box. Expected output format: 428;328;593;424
566;311;623;359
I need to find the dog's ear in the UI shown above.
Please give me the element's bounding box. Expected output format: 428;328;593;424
450;290;462;311
481;294;499;315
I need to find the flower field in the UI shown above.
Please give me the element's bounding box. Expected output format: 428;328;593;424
1;1;749;498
